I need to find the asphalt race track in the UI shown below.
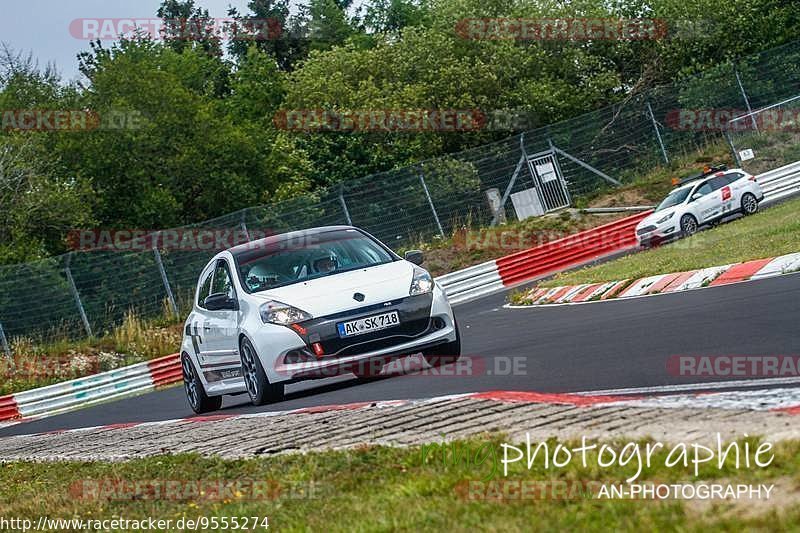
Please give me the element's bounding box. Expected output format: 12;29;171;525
2;272;799;437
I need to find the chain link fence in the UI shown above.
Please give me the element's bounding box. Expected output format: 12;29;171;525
2;40;800;352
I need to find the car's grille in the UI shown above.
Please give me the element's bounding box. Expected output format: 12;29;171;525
637;225;656;236
297;293;434;358
320;318;433;357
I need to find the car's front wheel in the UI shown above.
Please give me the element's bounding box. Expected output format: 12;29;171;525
742;193;759;215
423;320;461;367
680;214;698;237
240;336;284;406
182;353;222;414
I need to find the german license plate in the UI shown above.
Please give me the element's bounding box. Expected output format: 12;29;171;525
337;311;400;338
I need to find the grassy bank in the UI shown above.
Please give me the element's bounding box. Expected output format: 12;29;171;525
1;312;182;397
536;195;800;289
0;437;798;531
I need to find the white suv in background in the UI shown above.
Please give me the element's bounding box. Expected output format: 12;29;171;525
636;166;764;247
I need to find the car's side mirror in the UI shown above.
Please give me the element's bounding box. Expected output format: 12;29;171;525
204;293;238;311
404;250;424;265
691;193;703;201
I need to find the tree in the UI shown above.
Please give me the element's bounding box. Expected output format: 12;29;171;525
157;0;223;57
227;0;311;71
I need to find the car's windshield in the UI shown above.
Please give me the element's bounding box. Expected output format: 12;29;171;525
655;187;692;212
233;229;395;293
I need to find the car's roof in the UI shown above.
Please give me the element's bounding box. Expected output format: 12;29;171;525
665;168;746;195
227;225;357;256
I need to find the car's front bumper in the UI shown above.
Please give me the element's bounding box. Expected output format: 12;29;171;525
259;286;457;383
276;323;456;381
636;221;680;247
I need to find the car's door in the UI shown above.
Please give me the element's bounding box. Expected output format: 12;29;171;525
717;172;742;217
186;264;215;362
689;180;718;223
200;259;241;369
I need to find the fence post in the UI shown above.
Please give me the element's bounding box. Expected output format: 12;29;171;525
724;128;742;167
339;186;353;225
418;169;445;238
733;65;758;132
152;233;179;317
64;255;92;337
492;133;528;226
0;320;10;358
240;210;251;242
646;100;670;164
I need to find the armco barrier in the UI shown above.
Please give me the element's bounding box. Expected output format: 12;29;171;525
438;211;650;305
0;353;181;422
496;212;649;286
759;160;800;204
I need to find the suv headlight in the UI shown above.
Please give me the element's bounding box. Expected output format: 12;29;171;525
656;212;674;225
259;300;311;325
409;267;434;296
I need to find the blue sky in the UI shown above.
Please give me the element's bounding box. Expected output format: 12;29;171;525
1;0;254;82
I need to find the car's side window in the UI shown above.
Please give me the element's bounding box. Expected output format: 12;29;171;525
197;268;214;309
211;260;235;299
693;182;713;197
724;172;743;184
708;176;729;190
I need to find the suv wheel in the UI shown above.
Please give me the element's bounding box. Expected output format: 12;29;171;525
742;193;758;215
680;214;698;237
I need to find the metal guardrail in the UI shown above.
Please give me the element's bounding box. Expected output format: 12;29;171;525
759;160;800;203
0;353;181;422
437;211;651;305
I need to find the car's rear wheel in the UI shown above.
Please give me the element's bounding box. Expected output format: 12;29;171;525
182;353;222;414
742;193;759;215
680;214;698;237
423;320;461;367
240;336;284;406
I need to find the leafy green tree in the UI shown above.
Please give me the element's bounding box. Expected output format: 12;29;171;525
157;0;223;57
227;0;311;71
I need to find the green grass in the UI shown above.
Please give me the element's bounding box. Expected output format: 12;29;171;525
539;195;800;288
0;437;798;531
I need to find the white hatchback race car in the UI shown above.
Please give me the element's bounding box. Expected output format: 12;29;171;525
636;166;764;247
180;226;461;413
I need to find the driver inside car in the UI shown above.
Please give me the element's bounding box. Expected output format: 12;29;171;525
312;251;339;274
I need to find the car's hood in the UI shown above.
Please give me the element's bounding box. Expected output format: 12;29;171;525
248;260;416;317
639;207;678;227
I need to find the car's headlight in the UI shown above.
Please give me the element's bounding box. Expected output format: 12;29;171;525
259;300;311;325
656;212;674;225
409;267;434;296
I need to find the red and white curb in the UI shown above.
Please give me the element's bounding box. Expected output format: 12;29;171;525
0;353;181;424
515;252;800;306
7;386;799;439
